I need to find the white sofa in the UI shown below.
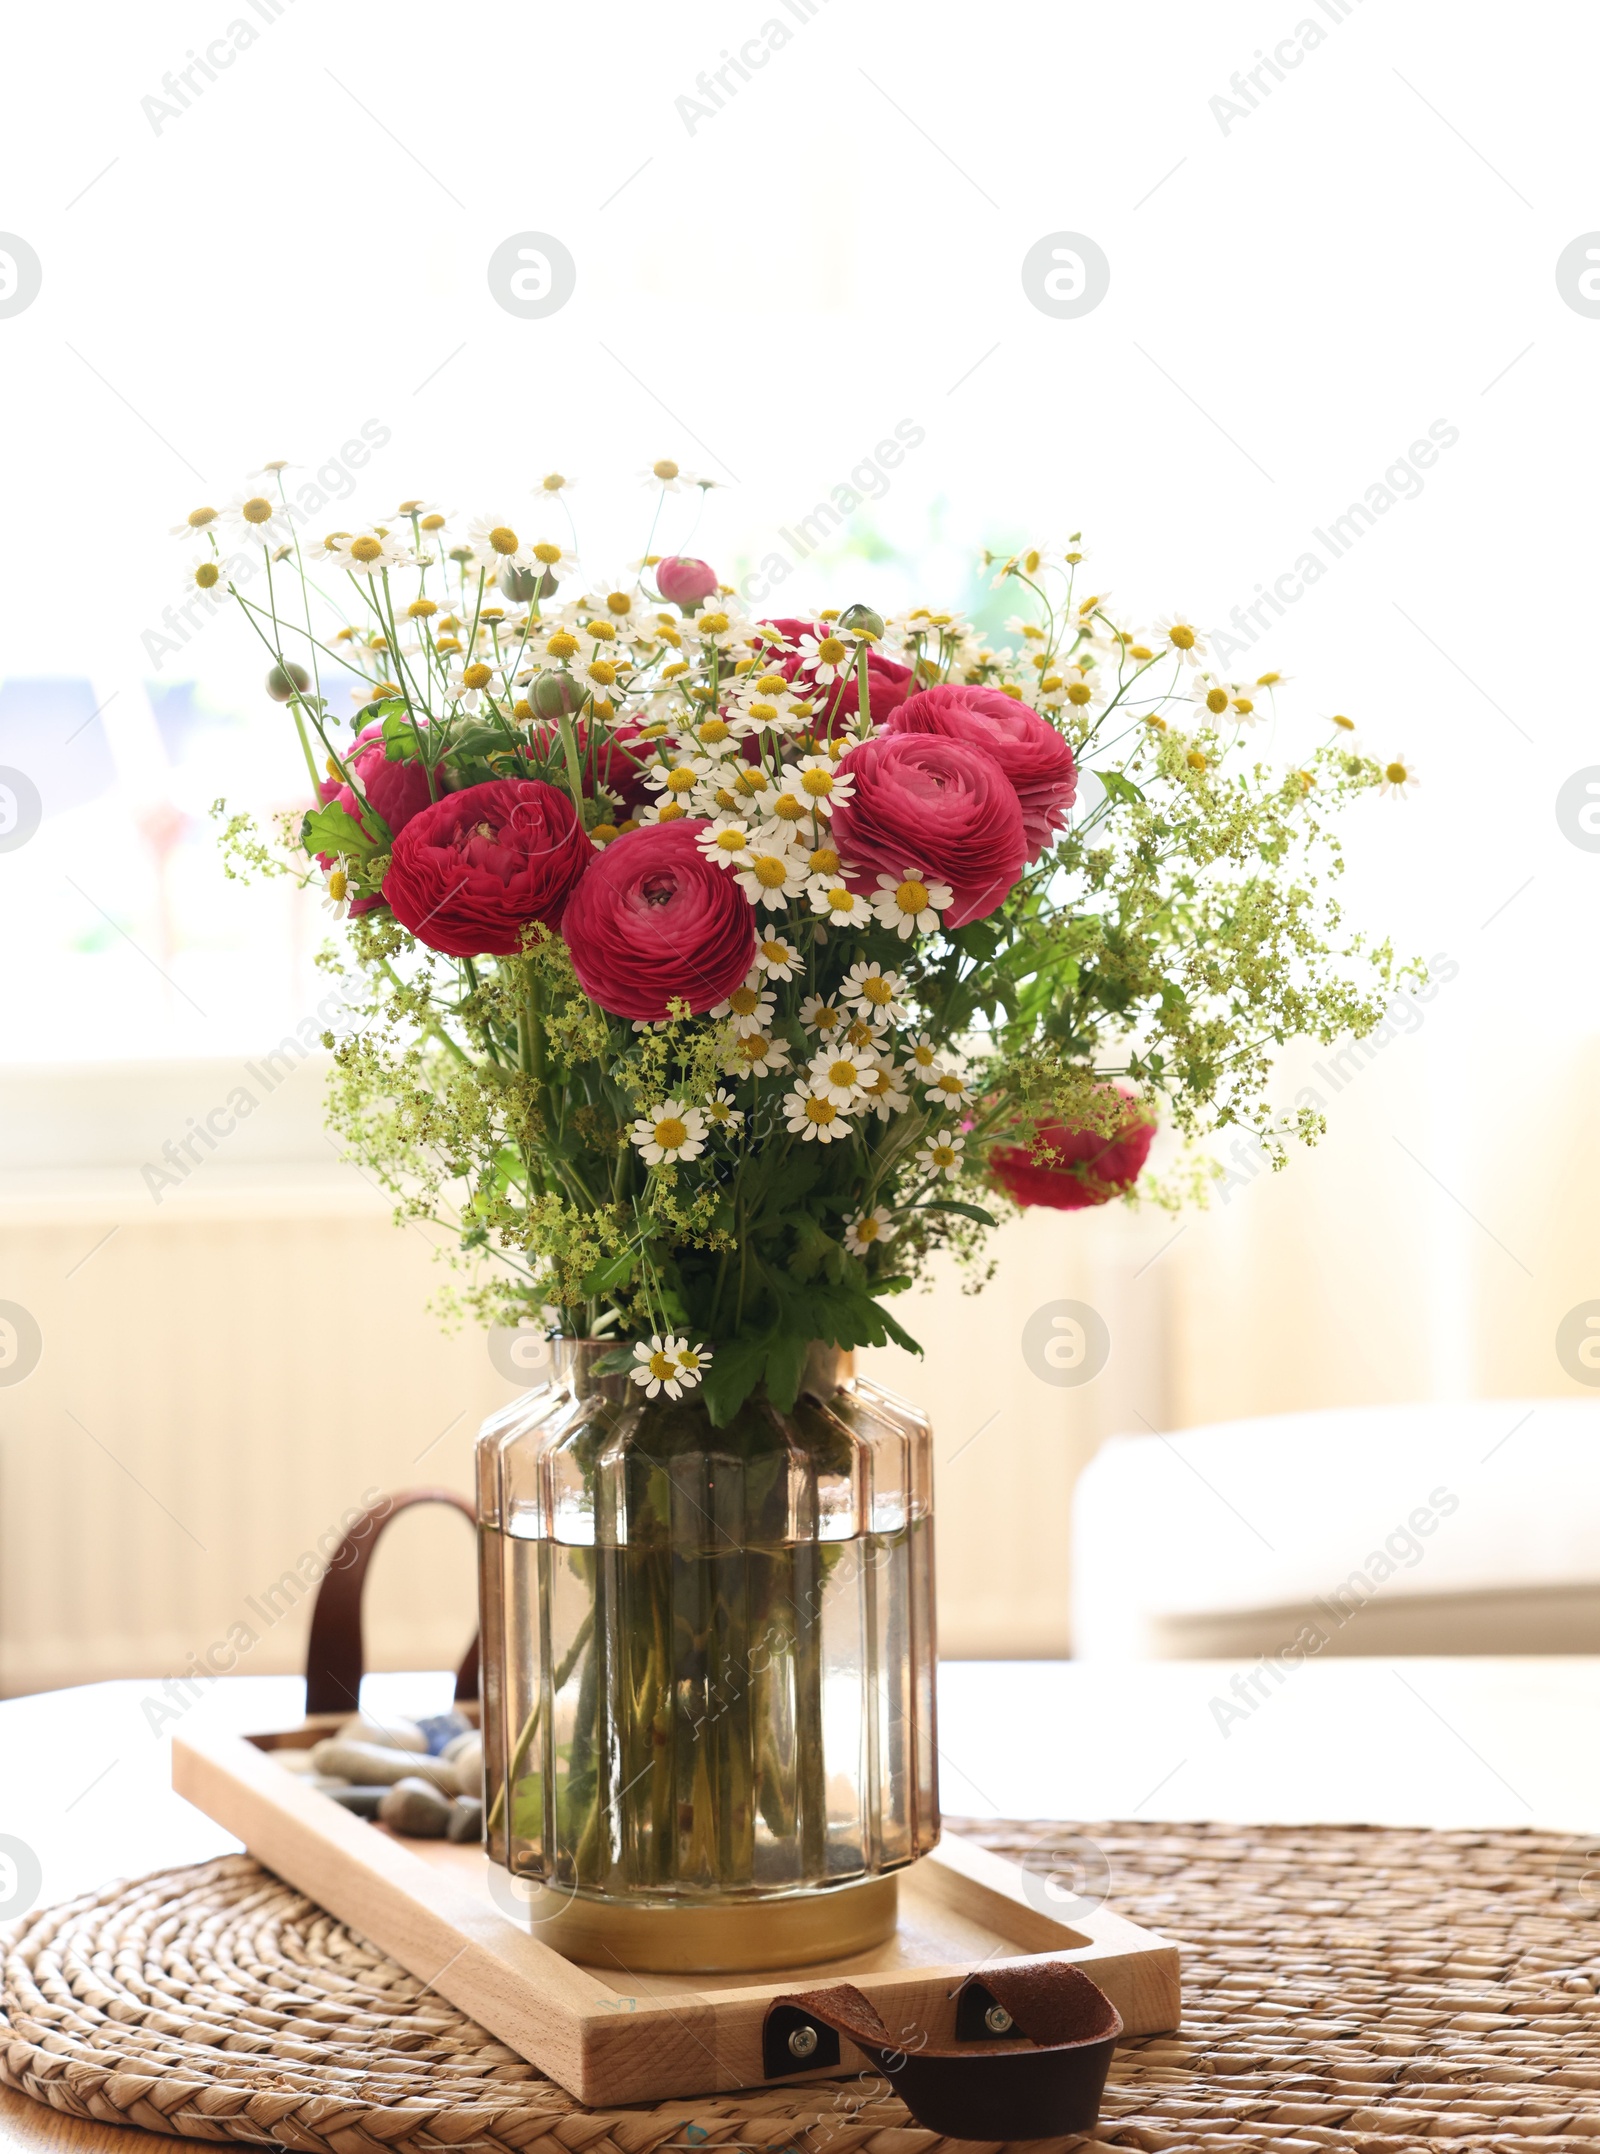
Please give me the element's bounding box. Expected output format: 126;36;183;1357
1070;1400;1600;1658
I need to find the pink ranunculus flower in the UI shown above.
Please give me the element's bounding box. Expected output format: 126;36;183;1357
656;556;720;609
559;819;756;1021
888;683;1077;859
382;778;590;957
755;617;915;733
829;732;1028;929
988;1089;1156;1212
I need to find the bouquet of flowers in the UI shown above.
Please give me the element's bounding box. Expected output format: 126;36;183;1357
194;462;1401;1421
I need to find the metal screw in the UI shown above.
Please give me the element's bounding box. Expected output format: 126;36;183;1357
985;2003;1014;2035
787;2024;819;2060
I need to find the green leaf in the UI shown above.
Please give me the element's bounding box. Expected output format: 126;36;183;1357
894;1199;999;1228
301;799;383;858
763;1332;811;1414
703;1333;769;1427
578;1247;640;1297
1097;769;1145;807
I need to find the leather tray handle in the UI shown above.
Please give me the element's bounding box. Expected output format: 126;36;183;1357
304;1488;479;1715
764;1958;1122;2140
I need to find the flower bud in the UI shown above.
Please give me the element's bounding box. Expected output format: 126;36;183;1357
838;603;885;639
656;555;719;610
532;670;582;718
265;661;311;701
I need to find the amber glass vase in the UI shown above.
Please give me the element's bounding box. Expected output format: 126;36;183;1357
475;1340;939;1970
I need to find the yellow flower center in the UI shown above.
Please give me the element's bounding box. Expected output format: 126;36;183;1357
711;828;746;853
826;888;855;913
408;597;438;617
546;631;579;660
462;663;492;689
737;1034;773;1063
436;636;462;654
586;618;618;642
812;1005;843;1032
542;472;567;492
328;870;347;901
606;591;632;615
755;673;789;695
1232;696;1254;717
194;562;219;588
678;1347;701;1372
241;496;274;525
856;1217;881;1242
896;878;929;914
799;767;834;797
1205;687;1228;714
1385;761;1408;784
656;801;686;820
700;611;730;634
1022;549;1042;573
730;986;762;1016
912;1043;935;1067
349;536;383;563
653;459;680;481
649;1350;675;1380
654;1116;687;1149
934;1073;963;1095
1168;624;1196;650
697;719;730;744
187;506;217;528
487;525;518;555
1256;671;1281;687
828;1059;859;1087
736;768;770;795
752;855;790;888
931;1143;955;1166
1130;643;1154;661
421;513;445;530
804;1097;838;1126
1187;749;1208;772
747;701;779;724
773;793;806;820
762;940;790;964
665;766;697;792
1332;713;1355;731
1066;681;1093;705
861;976;893;1005
864;1070;893;1096
809;846;840;876
533;541;563;564
587;659;618;685
591;822;619;843
816;636;847;665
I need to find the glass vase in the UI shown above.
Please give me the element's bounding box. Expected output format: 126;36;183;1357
475;1340;939;1971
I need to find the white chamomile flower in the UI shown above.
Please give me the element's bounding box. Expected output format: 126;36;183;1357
172;504;222;542
321;867;352;919
697;817;754;868
1379;753;1420;799
220;489;292;552
629;1099;707;1166
991;544;1067;587
724;1030;791;1079
799;995;847;1038
784;1081;855;1144
446;663;504;714
808;1044;879;1108
465;514;536;569
793;754;854;815
306;530;354;564
686;602;751;652
1190;674;1235;720
795;628;854;685
916;1129;966;1181
1053;663;1102;712
730;676;805;738
342;529;417;578
534;470;576;499
754;933;801;980
705;1087;745;1132
809;878;873;926
871;870;953;939
527;538;580;582
638;799;694;826
711;979;776;1036
904;1032;940;1076
181;556;226;602
924;1065;976;1111
644;755;712;805
1152;613;1207;667
844;1206;897;1257
844;961;909;1023
734;838;807;911
859;1062;912;1120
630;1333;708;1399
640;458;705;493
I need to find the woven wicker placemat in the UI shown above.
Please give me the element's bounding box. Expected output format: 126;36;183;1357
5;1820;1600;2152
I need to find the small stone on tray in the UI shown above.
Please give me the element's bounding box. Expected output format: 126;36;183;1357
310;1738;457;1789
378;1776;455;1837
447;1796;484;1844
326;1786;387;1820
337;1713;428;1753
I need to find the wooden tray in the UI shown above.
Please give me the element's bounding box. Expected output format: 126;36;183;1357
172;1718;1180;2108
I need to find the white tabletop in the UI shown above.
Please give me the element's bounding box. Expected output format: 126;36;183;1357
2;1659;1595;1921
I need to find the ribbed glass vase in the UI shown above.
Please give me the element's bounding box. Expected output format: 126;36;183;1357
475;1340;939;1968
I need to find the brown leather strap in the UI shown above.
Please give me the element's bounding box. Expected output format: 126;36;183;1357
304;1489;478;1715
765;1958;1122;2139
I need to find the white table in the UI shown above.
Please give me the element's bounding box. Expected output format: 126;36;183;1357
4;1658;1597;1924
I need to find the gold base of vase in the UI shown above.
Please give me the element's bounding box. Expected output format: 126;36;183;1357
529;1870;901;1973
